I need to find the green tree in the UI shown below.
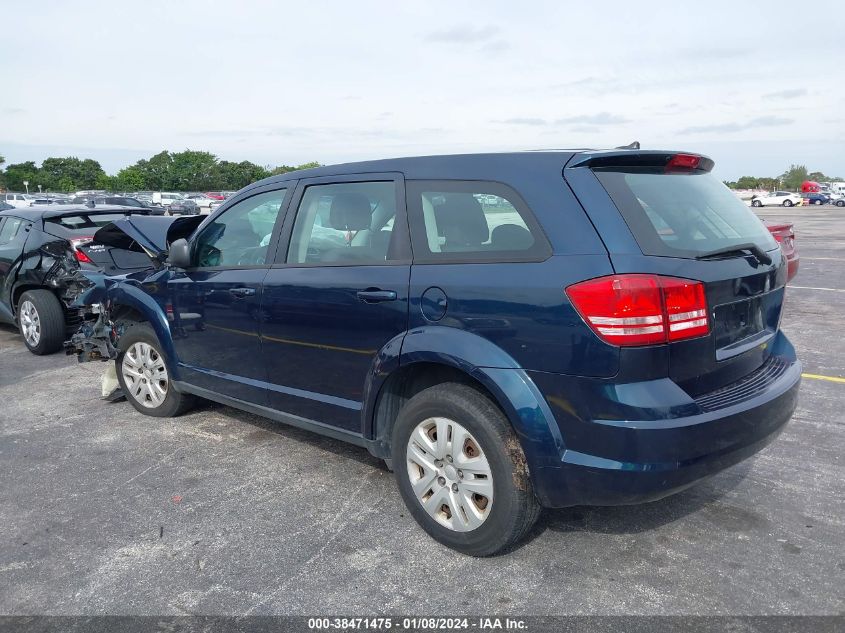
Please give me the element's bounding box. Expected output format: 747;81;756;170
735;176;760;189
40;157;107;191
3;161;40;192
169;150;221;190
114;166;146;191
57;176;76;192
95;173;116;191
218;160;271;189
269;161;321;176
779;164;809;190
132;151;174;190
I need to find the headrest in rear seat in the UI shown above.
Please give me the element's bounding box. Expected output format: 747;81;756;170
329;193;372;231
434;194;489;247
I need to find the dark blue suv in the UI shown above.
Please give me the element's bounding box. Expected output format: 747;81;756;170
68;150;801;556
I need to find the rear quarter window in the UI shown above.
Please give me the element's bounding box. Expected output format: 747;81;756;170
594;169;778;258
407;180;550;263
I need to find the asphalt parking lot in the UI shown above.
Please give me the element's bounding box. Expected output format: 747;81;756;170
1;206;843;616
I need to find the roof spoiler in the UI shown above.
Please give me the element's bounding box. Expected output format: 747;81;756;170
567;150;715;172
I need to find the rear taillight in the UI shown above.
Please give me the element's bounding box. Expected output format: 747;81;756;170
566;274;709;346
70;237;94;264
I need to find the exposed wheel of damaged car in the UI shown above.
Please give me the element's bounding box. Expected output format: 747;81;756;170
116;324;195;417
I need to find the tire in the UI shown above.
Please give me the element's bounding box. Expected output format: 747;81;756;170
392;383;540;556
752;200;762;207
17;289;66;355
783;200;793;207
115;323;195;417
837;200;845;207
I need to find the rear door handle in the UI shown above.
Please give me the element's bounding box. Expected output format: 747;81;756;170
229;287;256;298
356;289;397;303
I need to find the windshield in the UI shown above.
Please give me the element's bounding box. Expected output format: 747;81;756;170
594;168;777;258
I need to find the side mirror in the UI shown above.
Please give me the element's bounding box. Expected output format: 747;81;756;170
168;238;192;268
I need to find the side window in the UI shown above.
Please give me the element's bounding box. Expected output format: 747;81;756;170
287;181;398;265
193;189;286;267
0;217;24;244
407;180;549;263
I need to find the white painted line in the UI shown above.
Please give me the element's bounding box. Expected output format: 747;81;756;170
788;285;845;292
802;257;845;262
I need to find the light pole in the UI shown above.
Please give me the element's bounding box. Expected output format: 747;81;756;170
38;184;42;193
23;180;29;195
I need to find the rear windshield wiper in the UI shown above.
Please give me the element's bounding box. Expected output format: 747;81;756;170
696;243;772;265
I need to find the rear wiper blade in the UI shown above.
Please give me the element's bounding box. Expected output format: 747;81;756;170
696;243;772;265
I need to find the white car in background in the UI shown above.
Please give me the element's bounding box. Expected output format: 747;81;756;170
151;192;186;210
186;194;216;212
3;193;34;208
750;191;803;207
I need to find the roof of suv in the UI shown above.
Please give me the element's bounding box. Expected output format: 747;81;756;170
250;151;580;188
242;149;702;194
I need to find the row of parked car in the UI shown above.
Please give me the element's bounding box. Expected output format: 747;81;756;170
748;190;845;207
0;149;804;555
1;190;238;215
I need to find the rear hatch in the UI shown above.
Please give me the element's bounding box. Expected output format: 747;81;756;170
42;210;155;275
565;151;786;396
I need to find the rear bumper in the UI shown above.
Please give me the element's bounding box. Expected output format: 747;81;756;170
527;339;801;508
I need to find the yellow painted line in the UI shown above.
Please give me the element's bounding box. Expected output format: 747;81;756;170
204;323;376;356
802;373;845;384
262;333;377;356
788;285;845;293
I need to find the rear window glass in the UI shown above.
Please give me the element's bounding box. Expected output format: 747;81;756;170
594;169;778;258
407;180;550;263
45;213;132;233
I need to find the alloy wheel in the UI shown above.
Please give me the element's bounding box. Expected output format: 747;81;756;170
405;417;494;532
121;342;169;408
19;300;41;347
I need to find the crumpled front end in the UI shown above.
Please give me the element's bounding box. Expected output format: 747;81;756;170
63;272;123;362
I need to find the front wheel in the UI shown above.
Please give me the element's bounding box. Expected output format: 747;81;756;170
116;323;195;417
837;200;845;207
752;200;762;207
783;200;794;207
392;383;540;556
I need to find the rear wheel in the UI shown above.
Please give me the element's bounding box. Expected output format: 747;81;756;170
116;323;195;417
392;383;540;556
752;200;762;207
814;199;822;205
837;200;845;207
17;290;66;355
783;199;793;207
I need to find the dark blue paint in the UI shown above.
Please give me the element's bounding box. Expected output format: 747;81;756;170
260;264;410;432
77;151;800;509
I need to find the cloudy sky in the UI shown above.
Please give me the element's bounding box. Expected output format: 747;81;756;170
2;0;843;179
